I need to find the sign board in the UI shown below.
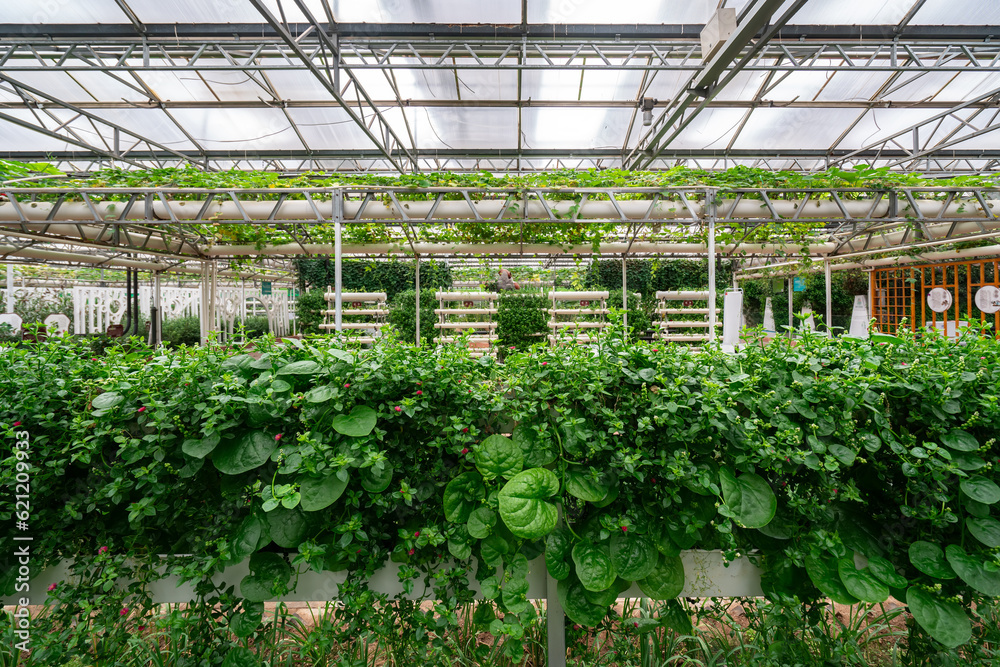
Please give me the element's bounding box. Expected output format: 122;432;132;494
261;281;272;295
793;276;806;292
975;285;1000;314
926;287;952;313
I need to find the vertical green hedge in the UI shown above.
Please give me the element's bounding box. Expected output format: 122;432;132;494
496;293;548;349
586;258;734;294
295;258;452;298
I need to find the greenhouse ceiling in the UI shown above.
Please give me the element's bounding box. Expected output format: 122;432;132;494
1;0;999;175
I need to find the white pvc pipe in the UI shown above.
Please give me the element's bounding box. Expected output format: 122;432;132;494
739;243;1000;278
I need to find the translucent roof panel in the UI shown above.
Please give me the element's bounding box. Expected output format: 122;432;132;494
521;69;644;102
909;0;1000;24
838;108;1000;151
728;108;865;150
765;0;915;24
126;0;519;24
285;108;383;151
523;108;632;149
1;71;148;104
167;108;306;151
528;0;714;24
0;112;88;151
410;108;518;150
3;0;129;23
629;108;748;150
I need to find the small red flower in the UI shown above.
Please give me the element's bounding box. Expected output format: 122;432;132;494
13;421;21;427
356;548;362;554
414;531;420;538
462;428;469;433
633;621;639;628
416;390;422;395
621;526;628;533
833;488;839;494
98;546;108;555
344;383;351;388
461;448;469;455
120;607;129;616
781;481;787;487
541;362;548;365
138;625;145;632
137;407;146;413
652;349;659;352
394;406;402;412
91;358;97;361
48;583;57;592
407;549;415;556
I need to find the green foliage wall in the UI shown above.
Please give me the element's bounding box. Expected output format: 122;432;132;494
496;293;548;350
296;258;452;297
294;289;328;335
587;259;734;295
386;288;439;344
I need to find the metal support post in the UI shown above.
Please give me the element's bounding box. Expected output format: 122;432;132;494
151;271;161;347
788;276;794;338
334;190;343;333
546;571;566;667
415;256;421;346
622;255;628;330
824;260;833;335
5;264;13;313
707;192;717;342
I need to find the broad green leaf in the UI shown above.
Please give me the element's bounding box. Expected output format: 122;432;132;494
213;431;279;475
304;385;336;403
940;429;979;452
328;348;354;364
584;584;621;607
276;360;320;375
719;467;777;529
870;333;900;345
474;434;523;480
230;513;265;564
805;555;859;605
557;577;608;627
610;531;658;581
443;472;485;523
332;405;377;438
467;506;497;539
572;542;617;592
514;423;557;467
183;432;220;459
945;544;1000;596
360;463;393;493
229;610;263;639
545;527;574;581
498;468;560;540
951;452;987;470
502;575;531;615
239;552;291;602
480;575;500;600
481;534;508;568
447;538;472;561
92;392;123;409
299;473;349;512
222;646;262;667
908;541;956;580
865;555;908;589
637;554;685;600
270;379;291;393
838;558;889;603
961;476;1000;505
966;517;1000;548
906;587;971;648
828;444;857;466
266;507;309;548
660;599;694;635
565;469;609;502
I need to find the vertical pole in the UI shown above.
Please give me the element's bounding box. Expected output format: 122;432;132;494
788;276;794;338
5;264;14;313
868;269;874;333
415;256;421;346
334;190;343;333
707;191;717;342
824;260;833;336
546;570;566;667
200;260;209;345
152;272;161;347
621;255;628;330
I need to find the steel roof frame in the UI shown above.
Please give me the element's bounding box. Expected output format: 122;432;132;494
0;3;998;173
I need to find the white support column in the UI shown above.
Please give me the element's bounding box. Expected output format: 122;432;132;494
546;571;566;667
621;256;628;330
824;260;833;335
200;261;209;344
415;257;421;345
708;216;717;341
334;192;343;333
5;264;13;313
788;276;794;338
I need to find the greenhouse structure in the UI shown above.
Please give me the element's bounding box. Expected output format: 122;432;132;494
2;2;1000;666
